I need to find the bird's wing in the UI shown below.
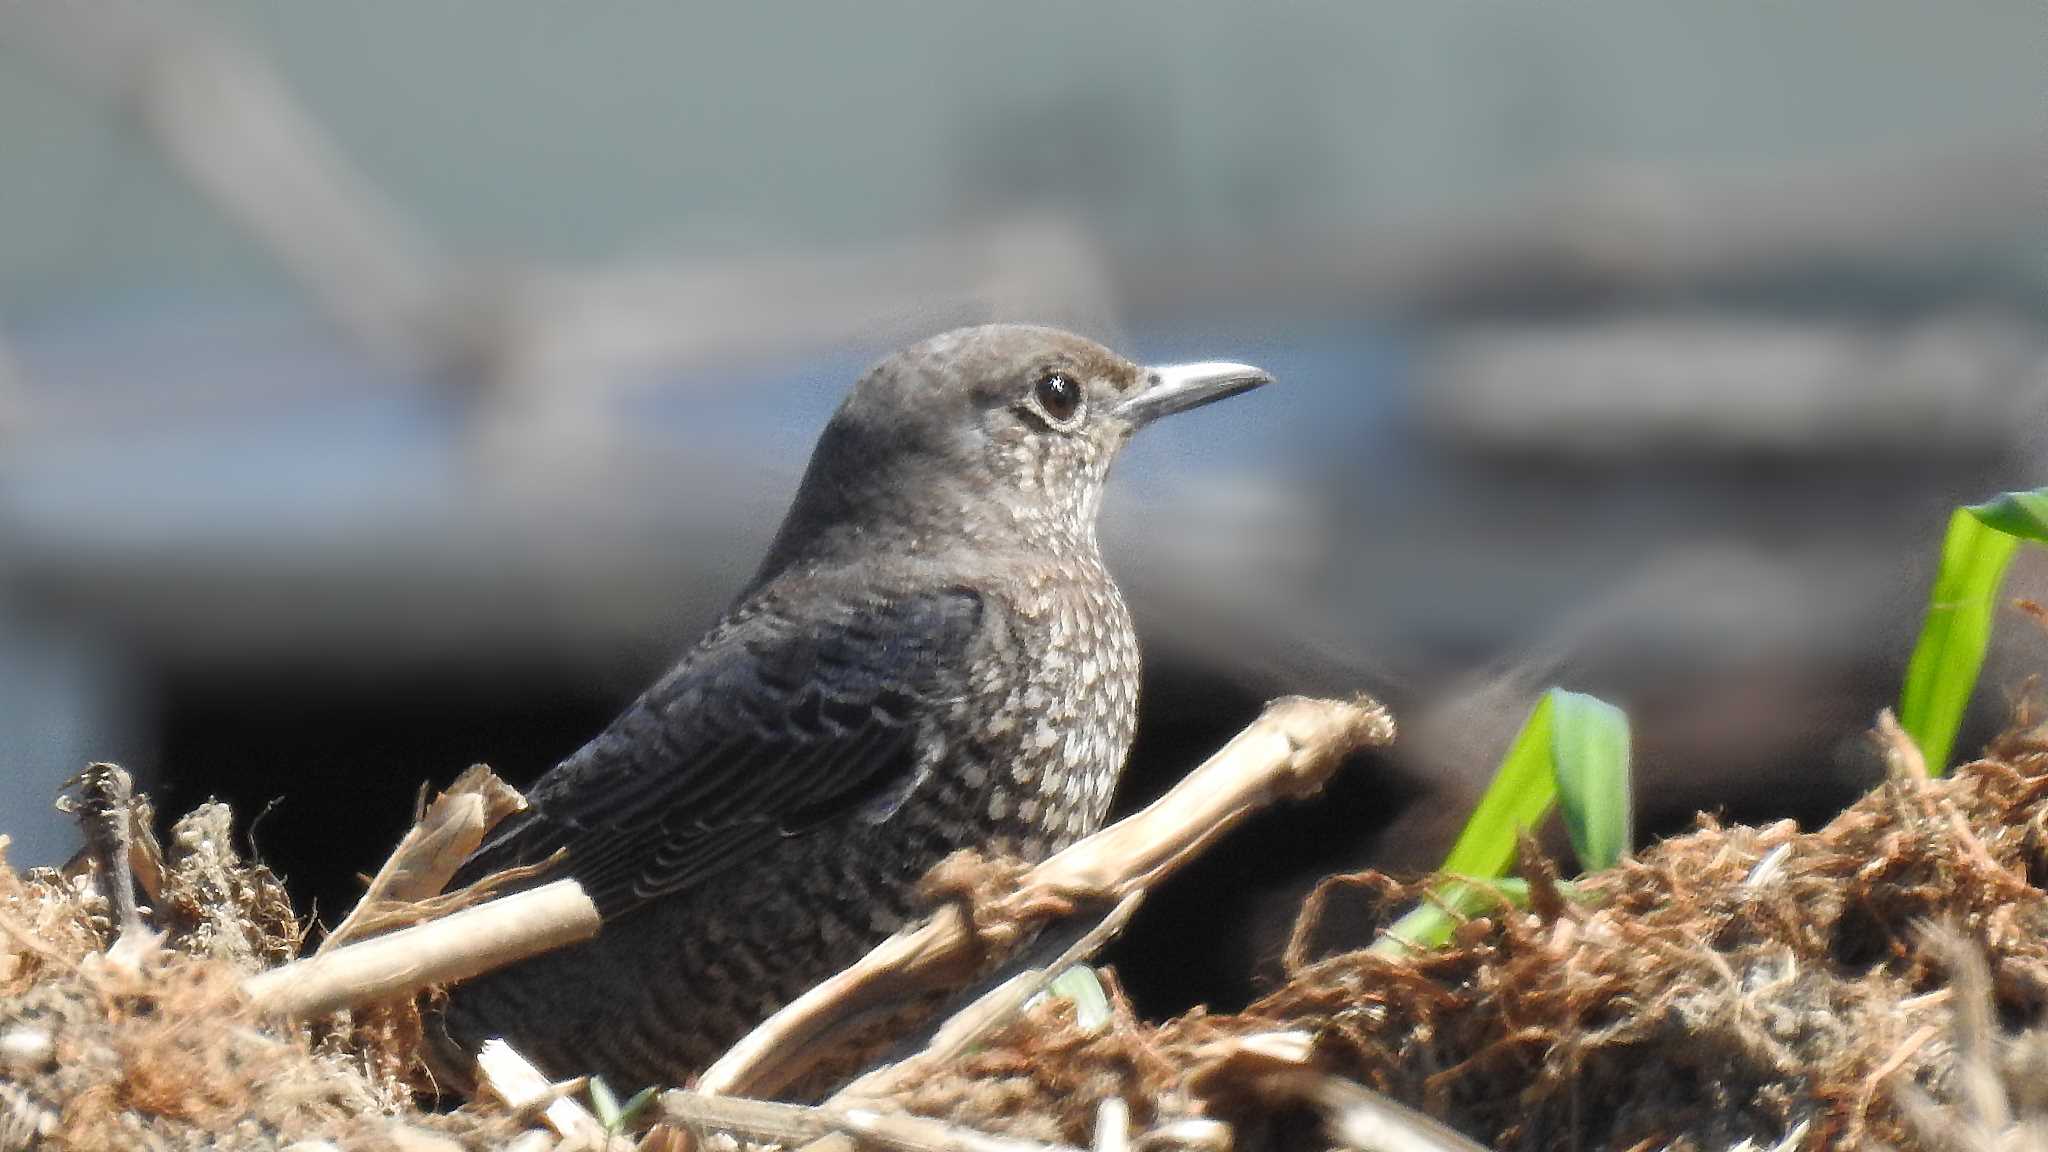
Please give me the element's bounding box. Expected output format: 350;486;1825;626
455;585;987;919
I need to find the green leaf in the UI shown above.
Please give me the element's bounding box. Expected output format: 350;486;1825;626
1371;877;1532;955
1899;490;2048;774
1368;688;1629;957
616;1086;659;1130
1437;694;1561;880
1964;489;2048;540
1550;690;1633;871
589;1077;622;1129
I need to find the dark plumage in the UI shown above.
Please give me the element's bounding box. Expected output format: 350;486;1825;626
435;324;1270;1089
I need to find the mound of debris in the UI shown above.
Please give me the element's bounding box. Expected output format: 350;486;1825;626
886;717;2048;1152
4;699;2047;1152
0;794;520;1151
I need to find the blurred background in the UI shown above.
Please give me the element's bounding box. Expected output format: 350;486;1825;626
2;1;2045;1011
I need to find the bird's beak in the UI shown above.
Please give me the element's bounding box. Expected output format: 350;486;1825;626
1115;362;1273;427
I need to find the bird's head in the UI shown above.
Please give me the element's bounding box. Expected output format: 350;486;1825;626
757;323;1271;577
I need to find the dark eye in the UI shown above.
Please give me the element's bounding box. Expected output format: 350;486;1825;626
1032;372;1083;424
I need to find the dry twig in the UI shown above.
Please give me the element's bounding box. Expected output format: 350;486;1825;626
698;695;1393;1098
1091;1099;1130;1152
60;764;143;939
475;1038;616;1149
1186;1031;1486;1152
661;1089;1083;1152
320;765;528;953
834;892;1144;1104
243;879;599;1020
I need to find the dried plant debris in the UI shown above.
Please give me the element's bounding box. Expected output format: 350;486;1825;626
15;710;2048;1151
0;791;518;1151
883;718;2048;1152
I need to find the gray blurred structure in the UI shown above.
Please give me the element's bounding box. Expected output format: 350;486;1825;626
1;0;2045;1008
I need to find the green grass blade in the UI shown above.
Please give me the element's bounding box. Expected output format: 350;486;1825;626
1897;491;2048;774
1369;688;1628;957
1550;690;1633;871
1371;877;1532;955
1964;489;2048;540
617;1087;658;1130
1436;694;1561;880
589;1078;622;1129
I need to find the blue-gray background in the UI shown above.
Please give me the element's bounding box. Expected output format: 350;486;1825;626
2;1;2044;1005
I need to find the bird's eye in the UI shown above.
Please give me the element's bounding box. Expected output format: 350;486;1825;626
1031;372;1083;425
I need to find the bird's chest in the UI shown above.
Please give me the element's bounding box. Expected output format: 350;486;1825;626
934;566;1139;858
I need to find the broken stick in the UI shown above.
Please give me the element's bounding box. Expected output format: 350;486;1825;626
698;694;1394;1098
244;878;599;1020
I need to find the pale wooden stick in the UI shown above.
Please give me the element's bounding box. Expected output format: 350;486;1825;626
835;1106;1082;1152
243;879;598;1019
1310;1076;1489;1152
834;892;1143;1104
1128;1119;1228;1152
660;1090;1081;1152
699;695;1393;1098
320;764;527;953
476;1038;613;1148
660;1091;834;1146
1184;1031;1483;1152
1092;1099;1130;1152
1016;696;1394;896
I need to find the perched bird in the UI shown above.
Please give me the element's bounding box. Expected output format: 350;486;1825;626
435;324;1270;1090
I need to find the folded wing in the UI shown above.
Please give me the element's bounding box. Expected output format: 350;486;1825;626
454;585;986;919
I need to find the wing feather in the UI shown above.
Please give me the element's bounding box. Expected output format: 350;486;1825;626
455;584;985;918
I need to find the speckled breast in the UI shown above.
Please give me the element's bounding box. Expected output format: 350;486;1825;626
968;556;1140;857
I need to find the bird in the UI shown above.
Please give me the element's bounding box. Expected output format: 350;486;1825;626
433;323;1271;1092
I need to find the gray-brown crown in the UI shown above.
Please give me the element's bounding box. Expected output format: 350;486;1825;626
754;324;1270;582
